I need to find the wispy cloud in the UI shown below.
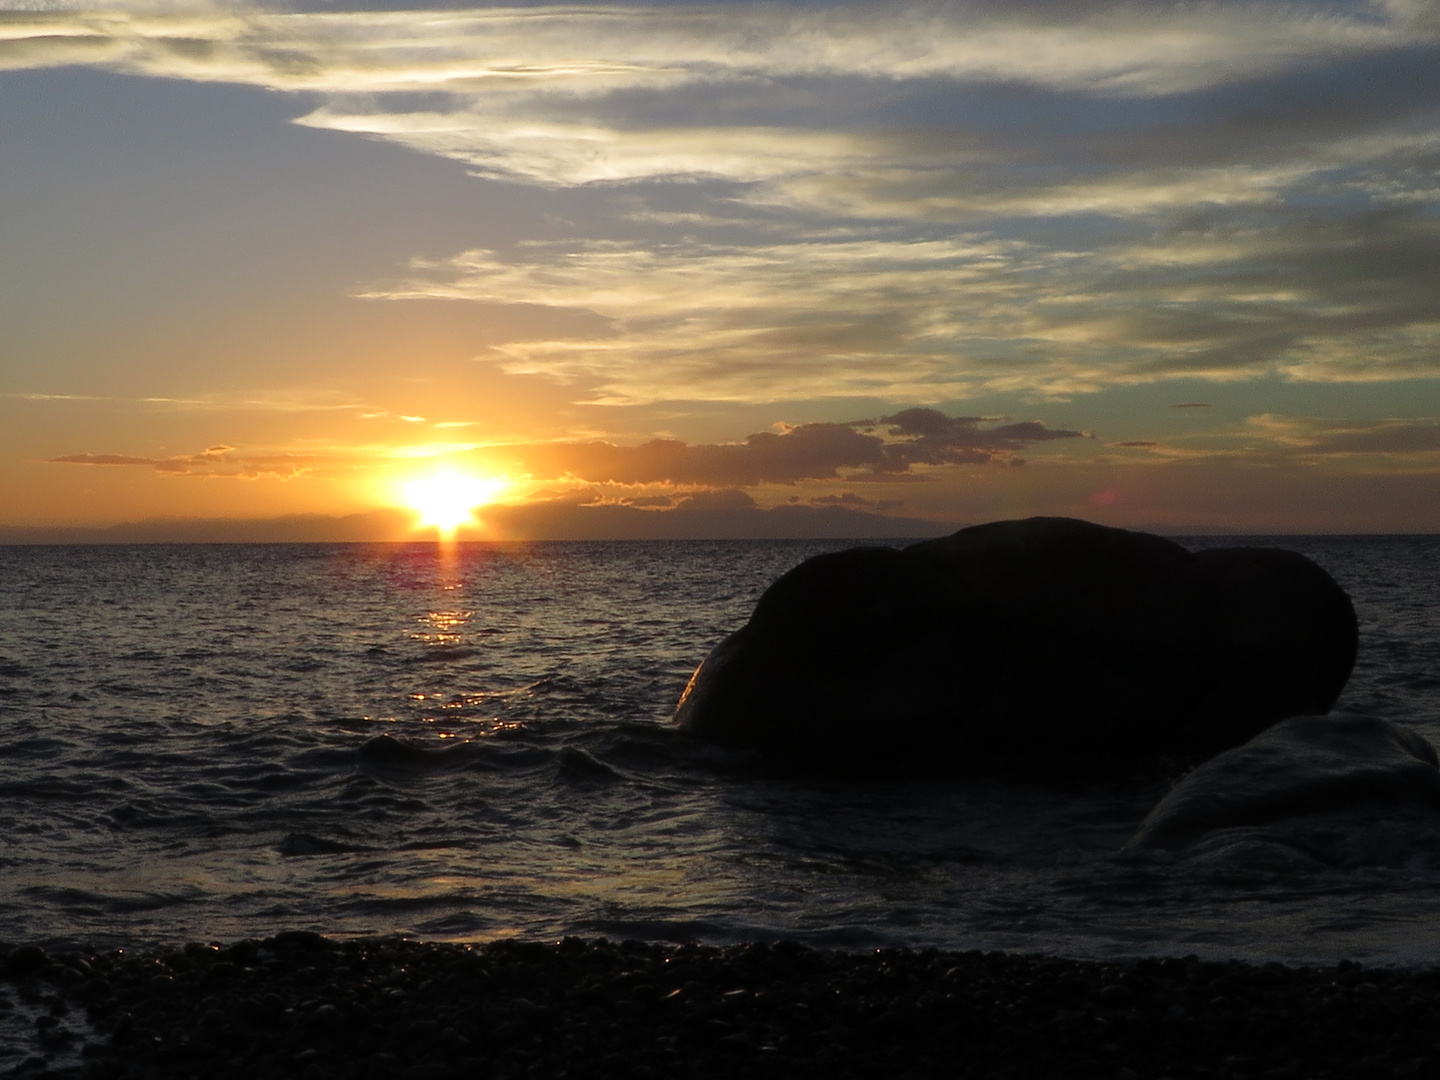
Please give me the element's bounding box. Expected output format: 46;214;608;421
2;4;1405;96
51;444;322;477
363;198;1440;402
9;387;416;415
1243;414;1440;462
5;1;1439;409
365;235;1050;402
1100;413;1440;469
1066;205;1440;384
5;392;109;401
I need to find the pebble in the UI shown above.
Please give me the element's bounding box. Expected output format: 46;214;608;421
1099;983;1135;1006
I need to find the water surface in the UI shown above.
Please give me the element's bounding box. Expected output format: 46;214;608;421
0;536;1436;963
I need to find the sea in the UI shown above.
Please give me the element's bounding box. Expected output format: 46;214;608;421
0;536;1436;967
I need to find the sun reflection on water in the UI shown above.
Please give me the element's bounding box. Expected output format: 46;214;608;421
412;609;473;647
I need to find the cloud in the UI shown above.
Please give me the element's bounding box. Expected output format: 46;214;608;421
807;492;902;511
47;409;1087;492
5;392;108;401
488;424;893;486
366;235;1062;403
3;4;1430;208
1056;205;1440;385
309;5;1433;400
1243;415;1440;459
51;452;178;468
299;108;879;188
874;408;1087;461
6;1;1440;404
50;446;320;477
670;487;756;513
1107;413;1440;470
2;4;1407;99
12;388;394;414
475;410;1085;486
374;198;1440;401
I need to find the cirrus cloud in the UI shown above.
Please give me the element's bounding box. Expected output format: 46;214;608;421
51;445;320;478
5;0;1440;428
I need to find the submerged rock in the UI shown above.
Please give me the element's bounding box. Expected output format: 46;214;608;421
1126;713;1440;859
673;517;1357;772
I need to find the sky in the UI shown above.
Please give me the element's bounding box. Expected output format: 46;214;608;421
2;0;1438;540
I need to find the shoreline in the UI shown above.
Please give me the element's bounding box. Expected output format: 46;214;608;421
4;934;1438;1079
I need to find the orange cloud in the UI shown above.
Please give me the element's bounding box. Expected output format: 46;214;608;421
478;411;1087;487
47;411;1088;494
50;448;318;479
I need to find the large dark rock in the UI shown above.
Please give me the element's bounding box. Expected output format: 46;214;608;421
673;517;1358;772
673;545;1005;764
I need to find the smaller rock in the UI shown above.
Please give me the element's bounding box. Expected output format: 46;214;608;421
1127;713;1440;856
272;930;330;953
4;945;49;978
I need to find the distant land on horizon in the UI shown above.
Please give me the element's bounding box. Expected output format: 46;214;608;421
0;500;952;545
0;502;1415;546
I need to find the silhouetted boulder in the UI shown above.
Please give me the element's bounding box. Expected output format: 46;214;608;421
673;546;1005;764
1190;547;1361;738
673;517;1358;772
1126;713;1440;868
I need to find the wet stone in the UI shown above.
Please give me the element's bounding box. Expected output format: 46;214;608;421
5;946;49;979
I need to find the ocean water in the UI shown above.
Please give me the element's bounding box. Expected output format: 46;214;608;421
0;536;1436;965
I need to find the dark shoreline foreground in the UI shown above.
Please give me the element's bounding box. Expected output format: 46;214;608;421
5;935;1438;1079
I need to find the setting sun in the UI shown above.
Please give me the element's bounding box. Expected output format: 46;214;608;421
401;470;509;535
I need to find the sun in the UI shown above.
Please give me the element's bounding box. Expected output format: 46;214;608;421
401;470;509;535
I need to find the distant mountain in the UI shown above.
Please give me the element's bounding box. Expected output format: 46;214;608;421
0;498;958;544
0;510;415;545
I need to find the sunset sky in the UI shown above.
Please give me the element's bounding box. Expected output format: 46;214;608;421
2;0;1438;540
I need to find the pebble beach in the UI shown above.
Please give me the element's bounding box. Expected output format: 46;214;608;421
5;933;1439;1079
